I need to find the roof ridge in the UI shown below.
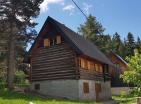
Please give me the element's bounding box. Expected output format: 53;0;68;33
48;16;112;65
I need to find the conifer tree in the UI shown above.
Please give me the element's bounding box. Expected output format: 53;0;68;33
0;0;43;90
125;32;135;57
78;14;105;42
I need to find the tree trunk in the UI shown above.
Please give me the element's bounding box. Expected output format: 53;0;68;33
7;35;15;90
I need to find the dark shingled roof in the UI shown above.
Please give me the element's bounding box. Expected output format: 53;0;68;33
27;16;112;65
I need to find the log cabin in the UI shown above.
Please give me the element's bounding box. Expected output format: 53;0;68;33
25;16;112;101
108;51;128;87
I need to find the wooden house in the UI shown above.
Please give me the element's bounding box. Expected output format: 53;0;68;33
108;51;128;87
25;16;112;101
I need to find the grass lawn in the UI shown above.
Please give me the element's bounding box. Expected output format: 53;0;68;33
112;95;135;104
0;88;136;104
0;88;97;104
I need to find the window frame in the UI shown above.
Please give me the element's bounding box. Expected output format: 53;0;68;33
34;84;40;90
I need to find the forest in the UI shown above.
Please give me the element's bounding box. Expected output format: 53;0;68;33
78;15;141;60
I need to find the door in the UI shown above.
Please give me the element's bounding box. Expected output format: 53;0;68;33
95;83;102;101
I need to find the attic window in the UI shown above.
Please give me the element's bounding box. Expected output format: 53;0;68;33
56;36;61;44
44;39;50;47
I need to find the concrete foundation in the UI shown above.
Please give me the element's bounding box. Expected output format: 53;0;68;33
111;87;131;96
30;80;111;101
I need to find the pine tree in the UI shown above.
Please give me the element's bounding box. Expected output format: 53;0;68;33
125;32;135;57
78;14;105;42
111;32;125;57
135;37;141;53
0;0;43;90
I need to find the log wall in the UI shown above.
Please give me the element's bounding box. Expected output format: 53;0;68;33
30;42;79;82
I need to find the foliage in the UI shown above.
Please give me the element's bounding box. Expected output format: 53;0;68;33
112;95;135;104
120;91;127;98
14;71;29;87
121;49;141;96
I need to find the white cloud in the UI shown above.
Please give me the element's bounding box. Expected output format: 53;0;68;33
16;14;25;22
40;0;64;12
63;5;75;16
83;3;92;15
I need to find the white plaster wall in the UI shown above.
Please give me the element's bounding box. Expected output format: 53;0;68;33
98;81;111;100
111;87;131;96
78;80;111;101
30;80;111;101
31;80;79;100
78;80;96;100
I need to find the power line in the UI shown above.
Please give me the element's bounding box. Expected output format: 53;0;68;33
71;0;88;19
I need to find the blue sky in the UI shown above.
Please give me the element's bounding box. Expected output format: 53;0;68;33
34;0;141;40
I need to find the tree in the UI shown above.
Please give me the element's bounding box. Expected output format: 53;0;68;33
0;0;43;90
111;32;125;57
135;37;141;53
96;34;112;53
125;32;135;57
78;14;105;42
121;49;141;96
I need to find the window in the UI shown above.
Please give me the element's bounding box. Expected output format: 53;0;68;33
56;36;61;44
95;64;99;72
84;60;88;69
88;61;91;70
90;61;94;70
44;39;50;47
34;84;40;90
80;58;85;68
99;65;103;73
83;82;89;93
93;63;96;71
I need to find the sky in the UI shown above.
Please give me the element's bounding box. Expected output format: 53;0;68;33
34;0;141;40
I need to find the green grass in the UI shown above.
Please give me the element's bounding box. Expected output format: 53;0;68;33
0;88;97;104
112;95;135;104
0;88;136;104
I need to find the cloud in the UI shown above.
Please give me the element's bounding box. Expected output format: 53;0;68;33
40;0;64;12
83;3;93;15
63;4;75;16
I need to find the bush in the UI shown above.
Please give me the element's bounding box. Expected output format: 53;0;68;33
120;91;127;98
0;78;6;89
129;87;141;97
14;71;29;87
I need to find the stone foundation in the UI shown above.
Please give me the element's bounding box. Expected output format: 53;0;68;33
30;80;111;101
